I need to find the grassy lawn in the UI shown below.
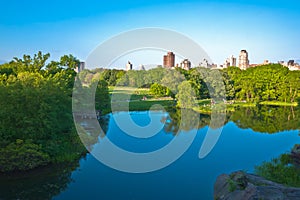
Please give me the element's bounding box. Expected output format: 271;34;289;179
109;86;174;111
193;100;257;113
108;86;298;113
259;101;298;106
109;86;151;101
111;100;175;111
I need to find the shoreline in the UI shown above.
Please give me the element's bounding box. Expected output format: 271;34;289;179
115;98;298;114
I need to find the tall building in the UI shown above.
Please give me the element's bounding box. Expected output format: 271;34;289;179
126;61;133;71
200;58;210;68
180;59;191;70
238;50;249;70
139;64;145;70
288;60;295;66
163;52;175;68
230;55;237;67
75;62;85;73
263;60;270;65
224;58;230;68
223;55;236;68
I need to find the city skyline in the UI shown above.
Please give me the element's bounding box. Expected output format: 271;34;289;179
116;49;300;71
1;0;300;65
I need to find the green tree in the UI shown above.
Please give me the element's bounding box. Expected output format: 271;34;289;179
176;81;196;108
149;83;170;97
95;79;110;114
60;54;79;70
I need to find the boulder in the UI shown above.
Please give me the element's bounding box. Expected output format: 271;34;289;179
291;144;300;167
214;171;300;200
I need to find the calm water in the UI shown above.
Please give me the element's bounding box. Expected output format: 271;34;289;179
0;106;299;200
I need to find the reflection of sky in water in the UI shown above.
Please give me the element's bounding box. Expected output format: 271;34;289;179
104;111;174;153
54;111;300;200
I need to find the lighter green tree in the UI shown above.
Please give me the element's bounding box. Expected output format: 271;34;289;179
176;81;196;109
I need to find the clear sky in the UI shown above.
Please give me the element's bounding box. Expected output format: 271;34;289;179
1;0;300;66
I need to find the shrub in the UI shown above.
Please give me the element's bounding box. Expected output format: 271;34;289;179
255;154;300;187
0;139;50;172
149;83;171;97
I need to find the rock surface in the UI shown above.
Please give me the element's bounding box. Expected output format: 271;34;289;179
214;171;300;200
291;144;300;167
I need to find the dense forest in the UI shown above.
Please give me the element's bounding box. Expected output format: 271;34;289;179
0;52;109;172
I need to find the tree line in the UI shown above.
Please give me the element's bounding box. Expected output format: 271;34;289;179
90;64;300;107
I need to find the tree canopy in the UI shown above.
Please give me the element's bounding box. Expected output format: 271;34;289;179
0;52;110;172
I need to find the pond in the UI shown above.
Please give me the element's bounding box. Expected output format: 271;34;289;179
0;106;299;200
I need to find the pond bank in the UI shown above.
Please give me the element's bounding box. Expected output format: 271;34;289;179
214;171;300;200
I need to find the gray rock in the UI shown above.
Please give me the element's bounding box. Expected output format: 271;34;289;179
214;171;300;200
291;144;300;167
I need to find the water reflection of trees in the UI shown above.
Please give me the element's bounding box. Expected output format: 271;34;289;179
75;115;110;151
0;114;111;200
0;161;81;200
162;108;200;135
162;106;300;135
161;108;229;135
230;106;300;134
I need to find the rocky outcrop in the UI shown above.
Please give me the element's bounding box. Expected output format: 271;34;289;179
214;171;300;200
291;144;300;167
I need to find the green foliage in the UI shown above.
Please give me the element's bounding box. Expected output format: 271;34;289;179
176;81;196;108
71;64;300;104
161;69;185;96
230;64;299;103
230;106;300;134
149;83;171;97
60;54;80;70
188;68;209;99
95;79;111;114
0;52;88;172
255;153;300;187
227;179;237;192
0;140;50;172
227;172;248;192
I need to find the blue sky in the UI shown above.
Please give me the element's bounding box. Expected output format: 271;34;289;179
1;0;300;66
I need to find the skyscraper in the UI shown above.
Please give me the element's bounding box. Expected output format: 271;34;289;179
163;52;175;68
230;55;237;67
224;55;236;68
75;62;85;73
180;59;191;70
126;61;133;71
238;50;249;70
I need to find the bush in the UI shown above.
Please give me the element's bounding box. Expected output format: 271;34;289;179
149;83;171;97
0;139;50;172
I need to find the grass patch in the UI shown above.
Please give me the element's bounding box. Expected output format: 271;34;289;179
109;86;175;111
193;101;256;114
109;86;152;101
259;101;298;107
255;153;300;187
112;99;175;111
